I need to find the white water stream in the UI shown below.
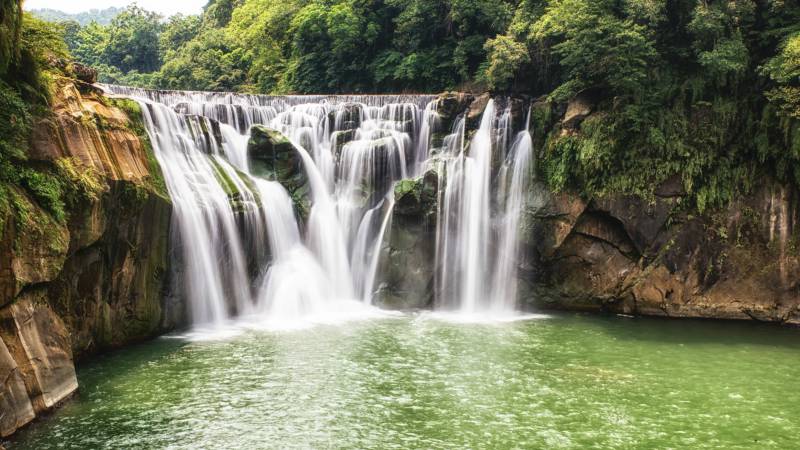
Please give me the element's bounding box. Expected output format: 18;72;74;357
102;85;533;327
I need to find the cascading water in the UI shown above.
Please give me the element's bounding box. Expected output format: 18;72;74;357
101;84;533;326
434;100;534;316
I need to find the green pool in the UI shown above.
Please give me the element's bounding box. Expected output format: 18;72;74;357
8;313;800;449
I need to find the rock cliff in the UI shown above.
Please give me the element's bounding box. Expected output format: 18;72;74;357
0;78;176;437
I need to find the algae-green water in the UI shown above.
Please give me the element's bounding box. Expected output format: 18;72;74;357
9;313;800;449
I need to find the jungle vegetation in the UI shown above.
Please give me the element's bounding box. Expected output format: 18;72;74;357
18;0;800;211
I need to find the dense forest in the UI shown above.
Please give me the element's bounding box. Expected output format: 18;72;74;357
5;0;800;215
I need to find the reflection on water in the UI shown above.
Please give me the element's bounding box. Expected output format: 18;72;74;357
9;313;800;449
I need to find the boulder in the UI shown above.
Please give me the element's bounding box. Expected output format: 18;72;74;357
466;93;491;130
71;62;97;84
562;91;595;129
376;170;440;309
248;125;310;216
329;103;362;131
435;92;474;130
332;129;358;161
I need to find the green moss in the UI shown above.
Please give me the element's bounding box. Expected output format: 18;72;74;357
7;187;68;254
18;167;67;222
394;179;420;202
56;157;106;203
209;157;239;197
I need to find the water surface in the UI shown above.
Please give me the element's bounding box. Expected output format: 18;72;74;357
9;313;800;449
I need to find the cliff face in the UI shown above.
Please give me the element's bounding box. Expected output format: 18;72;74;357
0;79;177;437
521;182;800;323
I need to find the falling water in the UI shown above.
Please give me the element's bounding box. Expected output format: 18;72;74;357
101;84;532;325
434;101;533;315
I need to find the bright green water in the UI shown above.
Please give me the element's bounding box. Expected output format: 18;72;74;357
8;313;800;449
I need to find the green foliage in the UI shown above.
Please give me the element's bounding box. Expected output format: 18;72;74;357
0;78;30;160
17;167;66;221
763;33;800;119
20;13;69;66
56;157;106;203
23;0;800;214
103;6;163;73
157;28;248;91
481;35;530;91
533;0;659;101
160;14;202;56
0;0;22;75
70;22;107;67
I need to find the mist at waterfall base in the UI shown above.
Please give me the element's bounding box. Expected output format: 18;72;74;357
103;86;538;333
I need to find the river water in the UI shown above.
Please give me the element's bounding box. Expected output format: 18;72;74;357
9;313;799;449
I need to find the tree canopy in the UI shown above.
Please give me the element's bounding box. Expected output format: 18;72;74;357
27;0;800;211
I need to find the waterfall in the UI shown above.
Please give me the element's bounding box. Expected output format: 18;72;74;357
434;101;533;316
135;101;257;325
101;84;533;325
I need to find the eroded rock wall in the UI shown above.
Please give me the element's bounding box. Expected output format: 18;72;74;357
525;182;800;324
0;79;176;437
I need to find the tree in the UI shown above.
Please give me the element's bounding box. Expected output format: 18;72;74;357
104;5;163;73
70;22;108;67
157;28;248;91
482;35;530;91
160;14;202;56
533;0;659;101
763;33;800;119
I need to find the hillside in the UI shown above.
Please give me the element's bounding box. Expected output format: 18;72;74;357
30;7;123;26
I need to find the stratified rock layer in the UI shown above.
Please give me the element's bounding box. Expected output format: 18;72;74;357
0;78;176;437
524;182;800;324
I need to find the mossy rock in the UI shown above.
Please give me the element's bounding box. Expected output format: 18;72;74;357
247;125;310;217
394;169;439;220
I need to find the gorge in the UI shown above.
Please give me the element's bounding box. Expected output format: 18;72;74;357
2;78;800;446
3;0;800;446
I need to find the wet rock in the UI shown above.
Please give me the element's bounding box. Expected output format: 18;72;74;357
466;93;491;130
376;170;440;309
248;125;310;216
248;126;299;176
329;103;362;131
435;93;474;127
332;129;358;160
